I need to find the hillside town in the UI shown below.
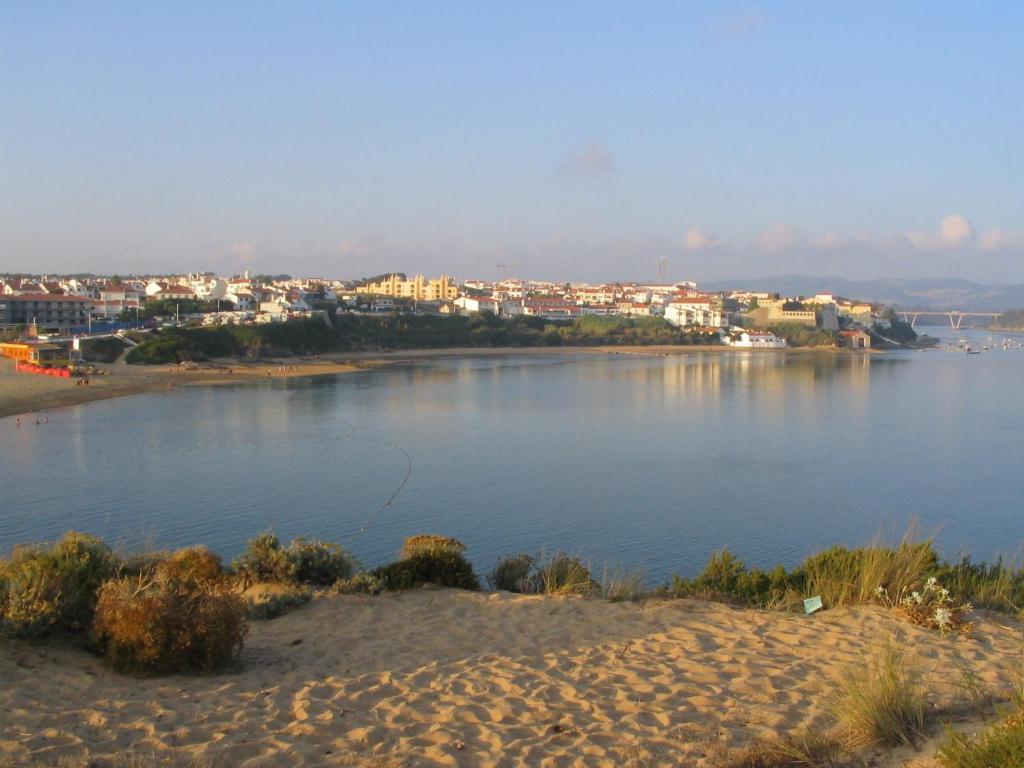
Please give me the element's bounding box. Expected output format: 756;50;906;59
0;270;901;370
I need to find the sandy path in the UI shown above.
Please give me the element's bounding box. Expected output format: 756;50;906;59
0;591;1018;767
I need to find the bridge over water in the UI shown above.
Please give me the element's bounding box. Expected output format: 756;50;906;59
899;311;999;329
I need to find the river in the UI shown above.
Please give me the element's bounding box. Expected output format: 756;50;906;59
1;329;1021;583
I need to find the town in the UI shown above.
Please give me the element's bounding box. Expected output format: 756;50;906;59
0;269;903;371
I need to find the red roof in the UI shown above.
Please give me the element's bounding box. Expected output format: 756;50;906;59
7;293;90;303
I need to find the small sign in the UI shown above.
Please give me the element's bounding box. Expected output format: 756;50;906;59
804;596;823;614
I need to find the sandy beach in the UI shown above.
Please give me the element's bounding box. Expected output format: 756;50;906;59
0;345;857;421
0;590;1018;767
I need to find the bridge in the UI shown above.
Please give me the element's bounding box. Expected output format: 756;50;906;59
899;311;1000;329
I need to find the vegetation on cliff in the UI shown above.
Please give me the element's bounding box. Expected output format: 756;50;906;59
125;314;722;363
991;308;1024;330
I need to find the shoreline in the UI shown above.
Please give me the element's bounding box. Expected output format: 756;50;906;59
0;344;875;420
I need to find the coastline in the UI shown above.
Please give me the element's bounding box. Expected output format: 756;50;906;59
0;344;873;420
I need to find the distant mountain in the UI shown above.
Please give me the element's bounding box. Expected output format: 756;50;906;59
701;276;1024;312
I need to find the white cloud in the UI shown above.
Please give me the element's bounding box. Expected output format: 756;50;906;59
557;143;617;176
979;228;1024;252
755;222;801;252
683;226;720;250
906;214;975;250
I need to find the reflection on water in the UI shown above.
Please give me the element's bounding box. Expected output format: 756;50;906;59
1;341;1021;583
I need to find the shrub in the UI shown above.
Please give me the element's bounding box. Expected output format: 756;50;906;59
245;586;312;620
718;732;844;767
288;537;357;586
231;532;295;584
372;551;480;591
830;643;927;747
877;576;974;635
488;554;535;593
934;556;1023;615
939;710;1024;768
401;534;466;559
231;533;358;586
529;553;596;596
155;547;225;588
796;536;937;609
92;574;248;675
334;572;385;595
0;532;117;637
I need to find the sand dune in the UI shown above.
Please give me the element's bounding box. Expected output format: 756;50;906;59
1;590;1019;767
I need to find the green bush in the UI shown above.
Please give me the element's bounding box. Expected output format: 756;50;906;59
231;532;358;586
372;551;480;591
0;532;117;637
231;532;296;584
334;572;385;595
288;537;357;585
245;586;312;620
939;710;1024;767
488;554;535;593
92;574;248;675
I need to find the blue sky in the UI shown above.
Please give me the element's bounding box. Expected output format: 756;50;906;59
2;1;1023;283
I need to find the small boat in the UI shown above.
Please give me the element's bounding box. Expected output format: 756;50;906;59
966;350;981;355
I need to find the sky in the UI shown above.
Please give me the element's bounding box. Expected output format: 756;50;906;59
2;1;1023;284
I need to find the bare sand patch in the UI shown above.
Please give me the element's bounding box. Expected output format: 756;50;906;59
0;591;1017;767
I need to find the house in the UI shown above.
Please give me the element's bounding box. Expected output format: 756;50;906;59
664;296;723;328
727;330;786;348
454;296;500;314
838;329;871;349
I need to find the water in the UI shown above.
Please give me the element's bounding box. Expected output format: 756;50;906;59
2;330;1022;583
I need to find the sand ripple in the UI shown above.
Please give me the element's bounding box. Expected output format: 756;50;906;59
1;591;1019;766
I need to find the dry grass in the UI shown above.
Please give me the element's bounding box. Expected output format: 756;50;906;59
716;732;845;767
599;565;647;602
801;527;937;609
830;642;928;748
531;553;597;596
400;534;466;559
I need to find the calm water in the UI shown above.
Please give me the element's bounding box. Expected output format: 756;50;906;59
1;330;1022;583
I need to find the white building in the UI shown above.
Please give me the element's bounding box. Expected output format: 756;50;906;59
664;296;723;328
454;296;500;314
728;330;786;348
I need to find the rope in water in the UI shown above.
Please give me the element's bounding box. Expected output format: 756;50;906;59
340;418;413;546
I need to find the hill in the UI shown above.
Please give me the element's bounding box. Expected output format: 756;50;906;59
703;276;1024;311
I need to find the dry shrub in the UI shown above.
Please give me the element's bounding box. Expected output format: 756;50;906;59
401;534;466;559
0;532;117;637
93;566;248;675
155;546;225;587
830;643;927;748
